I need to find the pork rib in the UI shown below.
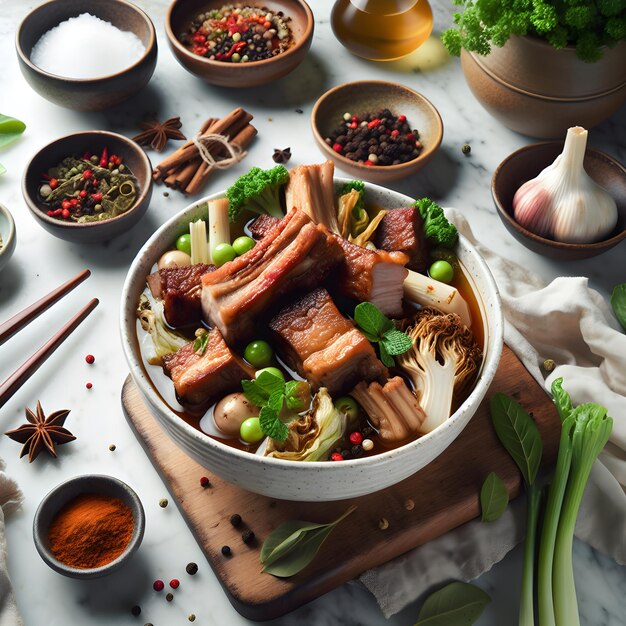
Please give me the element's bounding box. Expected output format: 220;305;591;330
201;208;343;344
162;329;254;410
270;288;387;395
374;207;429;272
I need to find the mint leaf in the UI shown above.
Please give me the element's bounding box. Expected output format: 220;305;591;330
241;379;268;407
354;302;391;337
267;390;285;412
378;342;394;367
259;405;289;441
255;371;285;397
381;328;412;356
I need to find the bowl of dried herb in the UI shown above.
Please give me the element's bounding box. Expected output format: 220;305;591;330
33;474;145;579
22;130;153;243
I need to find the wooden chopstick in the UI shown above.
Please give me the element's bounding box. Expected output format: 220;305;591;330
0;269;91;346
0;298;99;408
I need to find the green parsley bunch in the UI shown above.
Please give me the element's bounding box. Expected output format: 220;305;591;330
442;0;626;62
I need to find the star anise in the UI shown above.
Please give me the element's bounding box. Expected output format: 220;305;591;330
5;401;75;462
132;117;187;152
272;147;291;164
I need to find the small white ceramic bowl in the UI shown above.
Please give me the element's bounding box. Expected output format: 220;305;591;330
0;203;16;273
120;181;503;501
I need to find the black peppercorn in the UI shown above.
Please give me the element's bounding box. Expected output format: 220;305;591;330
186;562;198;575
230;513;242;527
131;605;141;617
242;529;255;545
462;143;472;155
221;545;232;556
166;593;174;602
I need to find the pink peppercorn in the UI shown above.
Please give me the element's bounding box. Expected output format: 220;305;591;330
85;354;95;364
332;143;343;154
349;431;363;445
170;579;180;589
331;452;343;462
86;382;93;389
200;476;210;488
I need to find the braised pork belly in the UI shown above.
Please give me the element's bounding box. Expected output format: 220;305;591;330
332;236;409;318
247;214;281;240
162;329;255;409
201;208;343;345
270;288;387;395
147;263;214;328
374;207;429;272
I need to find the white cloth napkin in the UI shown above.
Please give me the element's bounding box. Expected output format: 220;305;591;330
0;460;23;626
360;210;626;617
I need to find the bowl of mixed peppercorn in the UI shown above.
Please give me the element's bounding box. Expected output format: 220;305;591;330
22;131;153;243
312;81;444;183
165;0;314;87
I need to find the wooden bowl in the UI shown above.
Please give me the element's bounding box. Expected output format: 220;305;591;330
165;0;314;87
16;0;157;111
311;81;443;184
22;131;153;244
0;203;17;273
33;475;145;579
492;142;626;260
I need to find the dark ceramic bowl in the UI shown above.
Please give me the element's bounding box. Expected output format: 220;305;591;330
492;142;626;260
311;81;443;184
0;203;17;273
165;0;313;87
33;475;145;579
23;131;153;244
16;0;157;111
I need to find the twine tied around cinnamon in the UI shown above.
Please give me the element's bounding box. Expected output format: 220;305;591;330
192;132;247;171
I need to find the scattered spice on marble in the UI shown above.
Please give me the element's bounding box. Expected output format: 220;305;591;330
153;579;165;591
159;498;169;508
230;513;242;527
462;143;472;155
221;545;232;556
48;493;133;568
179;4;293;63
30;13;145;79
543;358;556;372
186;562;198;575
5;401;75;462
131;605;142;617
163;191;169;197
109;443;117;451
200;476;211;488
325;110;422;166
85;382;93;389
39;149;138;223
166;592;174;602
145;623;154;626
242;529;255;545
85;354;95;364
132;117;186;153
378;517;389;530
272;147;291;164
188;614;196;622
170;578;180;589
295;108;303;114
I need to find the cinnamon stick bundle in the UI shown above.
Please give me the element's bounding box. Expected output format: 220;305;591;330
153;108;257;195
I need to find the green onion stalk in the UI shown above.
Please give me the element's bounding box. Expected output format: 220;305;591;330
519;482;541;626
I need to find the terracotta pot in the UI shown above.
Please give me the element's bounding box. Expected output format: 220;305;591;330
461;36;626;138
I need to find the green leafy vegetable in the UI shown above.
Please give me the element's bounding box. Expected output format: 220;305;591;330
353;302;412;366
610;283;626;331
551;377;573;423
414;581;491;626
241;371;311;442
260;505;356;577
480;472;509;522
193;332;209;355
490;393;543;487
441;0;625;63
414;198;458;248
0;114;26;150
226;165;289;223
0;163;5;177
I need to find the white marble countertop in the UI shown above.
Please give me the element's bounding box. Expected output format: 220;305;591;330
1;1;625;624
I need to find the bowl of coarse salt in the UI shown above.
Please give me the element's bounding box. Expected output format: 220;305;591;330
16;0;157;111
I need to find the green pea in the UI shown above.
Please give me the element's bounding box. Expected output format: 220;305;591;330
176;233;192;255
233;236;255;256
213;243;237;267
240;417;264;443
255;367;284;381
334;396;359;420
244;340;273;368
429;260;454;284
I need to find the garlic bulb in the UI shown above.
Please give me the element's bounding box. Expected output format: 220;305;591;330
512;127;617;243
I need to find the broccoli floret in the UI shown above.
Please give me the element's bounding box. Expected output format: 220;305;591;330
226;165;290;223
414;198;458;248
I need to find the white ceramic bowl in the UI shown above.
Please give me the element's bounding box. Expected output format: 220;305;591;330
120;181;503;501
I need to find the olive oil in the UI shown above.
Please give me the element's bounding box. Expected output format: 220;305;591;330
331;0;434;61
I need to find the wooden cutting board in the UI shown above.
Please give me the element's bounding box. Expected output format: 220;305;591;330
122;345;561;621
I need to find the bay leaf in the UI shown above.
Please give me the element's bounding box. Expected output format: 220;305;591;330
610;283;626;332
480;471;509;522
260;519;327;568
415;581;491;626
490;393;543;487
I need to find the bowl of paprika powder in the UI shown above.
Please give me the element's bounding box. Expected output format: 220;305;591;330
33;474;145;579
